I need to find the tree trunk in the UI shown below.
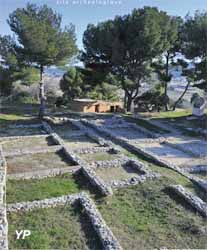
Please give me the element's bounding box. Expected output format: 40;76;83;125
126;96;132;112
124;91;127;109
172;81;191;111
164;52;170;111
38;65;46;119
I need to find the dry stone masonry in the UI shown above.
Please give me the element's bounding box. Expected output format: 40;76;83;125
83;118;207;192
169;185;207;217
0;146;8;249
7;192;122;250
4;144;61;158
42;120;113;196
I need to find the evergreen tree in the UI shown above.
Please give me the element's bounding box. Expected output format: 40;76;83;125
8;3;77;117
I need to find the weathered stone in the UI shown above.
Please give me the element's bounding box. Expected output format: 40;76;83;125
169;185;207;217
7;192;122;250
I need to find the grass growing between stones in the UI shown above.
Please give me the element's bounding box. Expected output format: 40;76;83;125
8;204;103;250
96;179;207;250
121;149;207;202
7;173;82;203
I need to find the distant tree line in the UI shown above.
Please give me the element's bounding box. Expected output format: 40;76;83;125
1;3;207;116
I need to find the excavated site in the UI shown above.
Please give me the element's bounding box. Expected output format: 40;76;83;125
0;114;207;250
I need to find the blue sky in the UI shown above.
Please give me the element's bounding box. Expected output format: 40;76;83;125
1;0;207;50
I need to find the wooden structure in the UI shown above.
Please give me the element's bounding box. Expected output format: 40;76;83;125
70;99;123;113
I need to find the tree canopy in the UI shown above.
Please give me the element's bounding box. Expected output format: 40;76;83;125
182;11;207;91
82;7;179;111
8;3;77;74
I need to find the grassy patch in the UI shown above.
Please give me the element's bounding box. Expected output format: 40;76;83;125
8;204;102;250
120;148;207;202
2;136;55;153
7;173;81;203
63;135;100;148
96;179;207;250
139;109;192;119
6;150;76;174
95;165;143;182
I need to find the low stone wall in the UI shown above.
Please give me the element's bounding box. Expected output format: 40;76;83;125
42;121;54;134
164;140;204;158
7;193;80;213
8;124;43;129
84;119;207;192
7;165;80;180
69;119;110;147
185;127;207;139
73;146;111;155
186;165;207;173
42;121;113;196
108;172;160;189
169;185;207;217
62;145;113;196
0;146;8;249
0;134;48;143
79;193;122;250
4;145;61;157
7;192;122;250
91;158;127;169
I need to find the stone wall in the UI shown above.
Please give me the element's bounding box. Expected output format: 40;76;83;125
0;146;8;249
62;145;113;196
0;134;48;143
186;165;207;173
7;192;122;250
42;121;113;196
7;165;80;180
4;145;61;158
83;119;207;192
169;185;207;217
73;146;111;155
108;172;159;189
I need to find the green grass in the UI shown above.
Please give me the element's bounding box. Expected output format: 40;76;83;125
7;174;81;203
121;148;207;202
8;205;102;250
139;109;192;119
96;179;207;250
